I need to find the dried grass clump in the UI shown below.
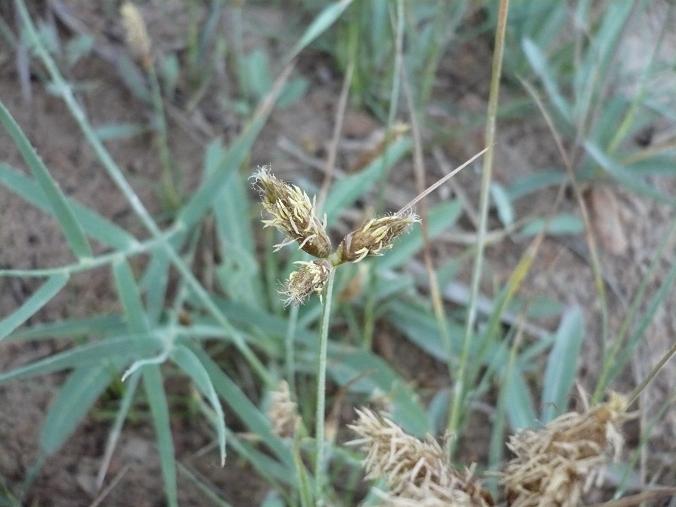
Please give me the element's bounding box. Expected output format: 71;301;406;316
502;392;631;507
252;167;331;259
348;408;493;507
267;380;300;439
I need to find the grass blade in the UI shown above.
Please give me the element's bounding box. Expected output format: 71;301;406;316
287;0;354;61
0;164;137;250
172;345;227;466
142;365;178;507
522;38;571;123
0;273;69;341
541;306;584;422
40;365;114;455
323;137;412;223
0;335;162;383
0;102;92;258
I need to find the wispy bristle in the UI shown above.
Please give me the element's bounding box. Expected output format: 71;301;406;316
502;392;631;507
252;167;331;259
347;408;493;506
282;260;332;306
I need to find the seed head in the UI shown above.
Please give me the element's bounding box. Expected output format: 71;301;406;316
502;393;630;507
337;211;419;263
120;2;153;69
266;380;300;439
282;260;332;306
253;167;331;258
347;408;493;506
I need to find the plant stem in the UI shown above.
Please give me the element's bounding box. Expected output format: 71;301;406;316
285;304;299;397
447;0;509;457
314;268;336;503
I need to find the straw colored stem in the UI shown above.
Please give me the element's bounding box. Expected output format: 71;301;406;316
447;0;509;454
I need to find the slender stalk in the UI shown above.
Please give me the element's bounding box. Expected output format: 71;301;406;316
285;304;299;397
15;0;271;385
447;0;509;456
314;268;336;503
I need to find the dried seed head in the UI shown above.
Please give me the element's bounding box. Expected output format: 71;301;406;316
266;380;300;439
347;408;493;506
337;211;419;263
120;2;153;69
253;167;331;258
502;393;630;507
282;260;332;306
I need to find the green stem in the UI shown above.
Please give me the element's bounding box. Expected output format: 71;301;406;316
314;268;336;503
447;0;509;457
285;304;299;397
15;0;271;386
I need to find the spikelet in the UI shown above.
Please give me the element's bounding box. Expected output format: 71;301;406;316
120;2;153;69
502;392;630;507
347;408;493;507
253;167;331;258
282;260;332;306
337;211;419;263
266;380;300;439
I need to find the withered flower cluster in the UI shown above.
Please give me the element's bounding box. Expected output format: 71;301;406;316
347;409;494;507
501;392;630;507
253;167;418;305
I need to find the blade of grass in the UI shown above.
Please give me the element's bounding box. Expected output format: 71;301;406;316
40;365;114;455
287;0;354;62
0;103;92;258
0;273;69;340
172;345;226;466
0;334;162;383
96;370;141;490
448;0;510;456
0;163;137;250
541;306;585;422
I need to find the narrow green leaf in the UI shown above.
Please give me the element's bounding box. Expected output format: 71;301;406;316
519;213;583;237
0;101;92;258
7;314;123;342
542;306;584;422
0;273;69;341
40;365;114;455
112;260;149;332
172;345;226;466
324;137;412;224
490;182;515;226
287;0;354;61
0;164;137;250
189;344;291;465
504;368;537;430
143;365;178;507
584;142;676;206
0;335;162;383
522;38;571;122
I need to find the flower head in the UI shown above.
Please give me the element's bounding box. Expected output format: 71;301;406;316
502;393;630;507
337;211;419;263
267;380;300;439
347;408;493;506
282;259;332;306
253;167;331;258
120;2;153;69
